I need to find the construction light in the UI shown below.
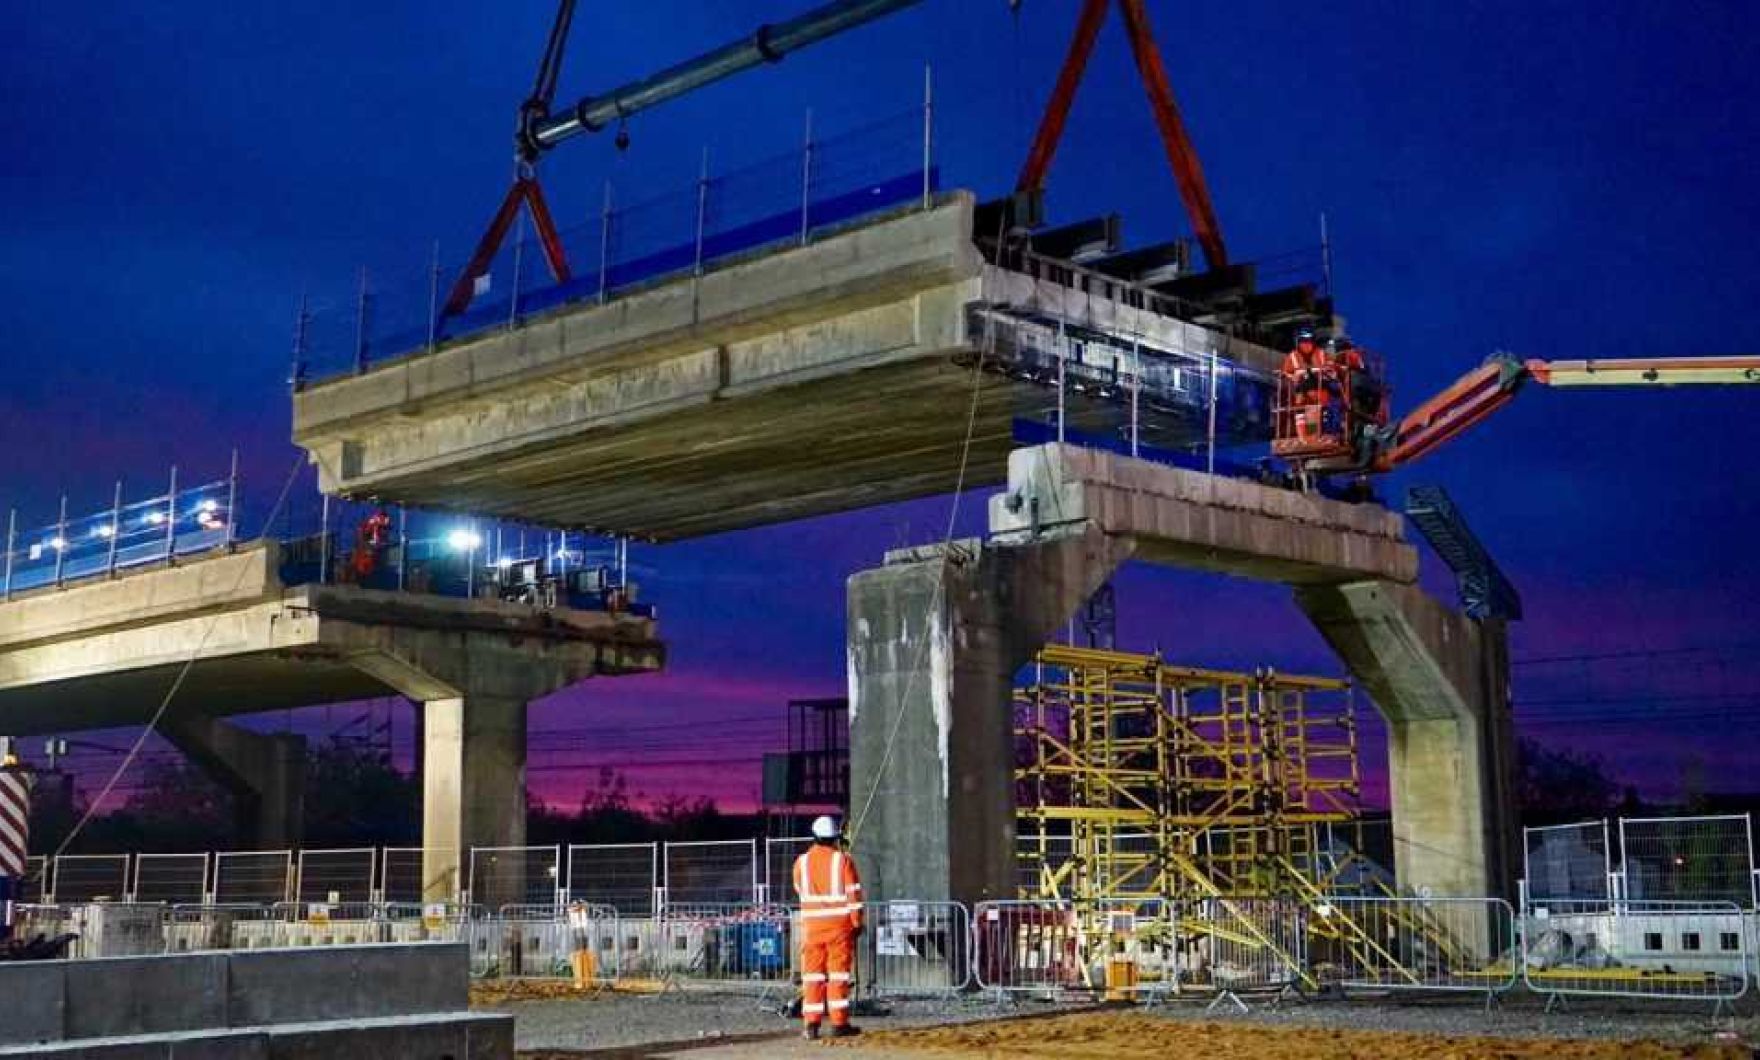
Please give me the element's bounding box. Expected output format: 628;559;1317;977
143;510;168;527
46;536;67;552
196;498;219;514
495;556;514;569
91;524;116;540
446;529;483;552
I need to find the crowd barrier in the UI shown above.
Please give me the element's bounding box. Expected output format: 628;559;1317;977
9;893;1750;1013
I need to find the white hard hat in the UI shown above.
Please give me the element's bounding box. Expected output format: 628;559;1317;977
810;815;841;840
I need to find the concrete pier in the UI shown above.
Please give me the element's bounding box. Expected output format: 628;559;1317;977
0;543;662;890
850;444;1516;901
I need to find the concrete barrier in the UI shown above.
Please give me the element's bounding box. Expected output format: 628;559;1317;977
0;942;486;1055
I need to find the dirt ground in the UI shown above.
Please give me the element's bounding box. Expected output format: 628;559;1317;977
841;1011;1751;1060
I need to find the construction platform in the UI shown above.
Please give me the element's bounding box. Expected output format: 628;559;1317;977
292;191;1285;540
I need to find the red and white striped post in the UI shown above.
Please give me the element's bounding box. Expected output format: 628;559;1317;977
0;742;31;939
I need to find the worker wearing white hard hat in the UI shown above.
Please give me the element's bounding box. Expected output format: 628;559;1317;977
792;815;863;1039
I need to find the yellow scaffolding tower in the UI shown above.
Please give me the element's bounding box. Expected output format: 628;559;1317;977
1014;645;1363;904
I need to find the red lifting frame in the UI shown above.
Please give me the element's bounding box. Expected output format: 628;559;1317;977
1015;0;1228;270
441;176;573;319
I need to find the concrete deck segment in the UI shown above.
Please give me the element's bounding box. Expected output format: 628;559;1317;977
988;443;1418;584
292;193;1282;540
0;544;661;867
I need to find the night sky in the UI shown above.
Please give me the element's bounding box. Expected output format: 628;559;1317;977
3;1;1757;813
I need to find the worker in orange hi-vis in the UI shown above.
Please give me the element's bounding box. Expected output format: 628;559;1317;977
793;815;863;1040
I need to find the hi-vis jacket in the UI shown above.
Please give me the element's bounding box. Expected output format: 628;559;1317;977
792;843;863;936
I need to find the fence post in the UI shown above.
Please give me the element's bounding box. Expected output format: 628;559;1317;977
163;466;178;564
922;64;934;209
319;493;331;585
1129;340;1141;457
1206;346;1220;474
2;508;13;600
427;240;442;354
290;292;310;394
106;479;123;576
226;448;239;550
598;179;613;303
694;147;710;276
799;108;814;246
353;267;371;375
51;495;67;588
396;507;407;592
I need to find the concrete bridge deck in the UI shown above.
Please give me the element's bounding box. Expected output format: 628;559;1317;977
293;192;1282;540
0;542;662;893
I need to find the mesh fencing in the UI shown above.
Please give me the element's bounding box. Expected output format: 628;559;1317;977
1620;816;1756;906
469;845;561;908
133;853;210;904
212;851;293;905
295;847;376;903
566;843;658;917
764;837;810;903
664;840;757;907
49;854;130;902
1524;820;1612;908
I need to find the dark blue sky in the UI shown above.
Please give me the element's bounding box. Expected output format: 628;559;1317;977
4;0;1758;807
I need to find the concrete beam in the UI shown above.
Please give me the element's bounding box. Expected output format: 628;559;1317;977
847;529;1134;908
161;713;307;849
1296;581;1519;898
990;444;1418;585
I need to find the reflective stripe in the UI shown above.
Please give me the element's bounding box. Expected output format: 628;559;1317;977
828;998;851;1010
795;853;813;900
829;851;845;899
847;903;864;913
802;1004;825;1014
828;971;852;982
846;883;862;892
801;906;849;919
802;973;827;983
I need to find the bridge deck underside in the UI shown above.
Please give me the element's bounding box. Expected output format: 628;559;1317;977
342;358;1228;541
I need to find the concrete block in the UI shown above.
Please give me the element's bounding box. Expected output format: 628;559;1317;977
0;962;65;1045
225;944;466;1027
63;953;227;1039
264;1013;505;1060
0;1030;269;1060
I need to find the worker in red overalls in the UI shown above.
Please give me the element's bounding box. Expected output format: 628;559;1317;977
350;509;393;582
793;815;863;1040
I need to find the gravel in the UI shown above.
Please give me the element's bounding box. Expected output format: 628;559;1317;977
487;986;1759;1058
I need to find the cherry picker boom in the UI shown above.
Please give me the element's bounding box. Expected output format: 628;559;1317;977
1273;351;1760;477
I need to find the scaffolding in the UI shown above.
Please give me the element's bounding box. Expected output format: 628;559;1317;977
1014;645;1364;904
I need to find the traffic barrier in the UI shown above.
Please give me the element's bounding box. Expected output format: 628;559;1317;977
269;901;386;947
973;899;1175;1000
1187;897;1310;1009
1522;899;1750;1013
168;903;285;952
1309;896;1518;999
858;900;972;997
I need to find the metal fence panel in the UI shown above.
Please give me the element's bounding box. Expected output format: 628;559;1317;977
213;851;293;905
1620;815;1756;906
381;847;454;904
270;901;386;947
1312;896;1518;995
1191;897;1311;1004
973;899;1173;998
858;900;971;997
1523;899;1749;1009
167;903;285;953
19;856;47;903
295;847;376;903
664;840;757;907
469;845;561;908
764;837;809;904
133;853;210;904
1524;820;1612;910
49;854;130;902
567;842;657;916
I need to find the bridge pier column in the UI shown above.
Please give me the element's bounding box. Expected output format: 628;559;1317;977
162;713;307;850
420;694;527;906
846;529;1132;908
1296;581;1519;899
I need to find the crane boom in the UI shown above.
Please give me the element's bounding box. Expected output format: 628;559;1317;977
522;0;924;159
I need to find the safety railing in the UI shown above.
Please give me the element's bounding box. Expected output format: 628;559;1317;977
1522;898;1750;1012
972;899;1176;1001
663;839;759;908
1310;895;1519;1000
295;847;377;904
1;465;237;600
132;852;210;904
566;842;660;918
466;845;562;910
1188;897;1311;1009
293;93;938;387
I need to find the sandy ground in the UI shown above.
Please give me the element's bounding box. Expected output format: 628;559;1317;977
493;988;1759;1059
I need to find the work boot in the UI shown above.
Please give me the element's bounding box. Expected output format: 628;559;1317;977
802;1023;820;1041
828;1024;862;1039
